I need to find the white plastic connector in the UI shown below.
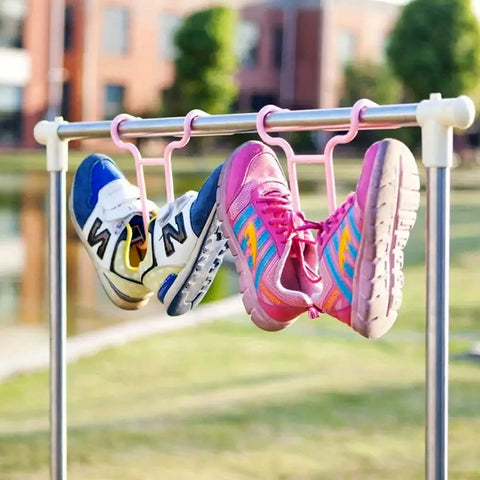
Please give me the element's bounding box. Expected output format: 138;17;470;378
416;93;476;168
33;117;69;172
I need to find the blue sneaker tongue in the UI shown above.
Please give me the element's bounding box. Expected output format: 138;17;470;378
129;215;146;246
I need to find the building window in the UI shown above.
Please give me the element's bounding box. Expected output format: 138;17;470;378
104;85;125;119
237;21;260;69
61;81;71;120
250;93;277;111
0;0;26;49
272;26;283;70
159;13;182;59
0;85;23;144
103;7;129;55
337;30;356;66
64;4;74;51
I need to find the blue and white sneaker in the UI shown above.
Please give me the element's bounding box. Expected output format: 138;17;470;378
139;163;229;316
69;154;158;310
69;154;228;315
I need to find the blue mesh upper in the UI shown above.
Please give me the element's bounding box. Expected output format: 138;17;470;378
190;163;223;236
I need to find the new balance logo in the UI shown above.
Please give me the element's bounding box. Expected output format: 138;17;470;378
162;213;187;257
87;218;111;259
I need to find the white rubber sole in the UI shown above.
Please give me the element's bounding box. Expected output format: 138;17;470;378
162;208;229;316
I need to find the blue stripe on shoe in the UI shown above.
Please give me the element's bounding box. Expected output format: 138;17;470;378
254;243;276;289
348;208;361;242
257;229;269;249
240;235;254;269
324;243;352;303
240;224;267;252
190;163;223;237
344;262;354;279
72;154;124;229
241;236;248;252
233;205;255;236
331;229;339;251
158;273;178;302
348;242;358;260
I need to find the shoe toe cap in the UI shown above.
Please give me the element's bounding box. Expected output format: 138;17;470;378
71;154;123;228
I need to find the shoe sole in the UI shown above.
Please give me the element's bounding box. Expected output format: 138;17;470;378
68;191;152;311
216;152;294;332
162;207;229;316
351;139;420;339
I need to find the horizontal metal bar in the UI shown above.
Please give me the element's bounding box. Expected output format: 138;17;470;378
56;103;419;141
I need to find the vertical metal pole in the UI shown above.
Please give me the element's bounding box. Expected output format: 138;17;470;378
425;167;450;480
417;94;474;480
35;116;70;480
49;170;67;480
47;0;66;121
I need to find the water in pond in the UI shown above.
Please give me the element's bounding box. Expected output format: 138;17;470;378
0;167;240;336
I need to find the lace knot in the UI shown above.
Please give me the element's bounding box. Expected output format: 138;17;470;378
316;193;355;244
257;189;294;241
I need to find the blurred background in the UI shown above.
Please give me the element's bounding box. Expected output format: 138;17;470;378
1;0;480;478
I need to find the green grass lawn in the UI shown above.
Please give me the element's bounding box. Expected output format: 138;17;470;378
0;321;478;480
0;149;479;479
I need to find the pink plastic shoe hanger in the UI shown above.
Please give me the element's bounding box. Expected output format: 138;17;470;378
256;99;378;214
110;109;209;241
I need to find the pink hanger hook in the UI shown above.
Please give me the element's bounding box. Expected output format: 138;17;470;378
110;109;209;239
256;105;300;209
256;99;378;214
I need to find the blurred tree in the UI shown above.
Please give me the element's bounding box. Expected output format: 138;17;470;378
339;61;402;107
387;0;480;101
338;61;410;150
163;7;239;116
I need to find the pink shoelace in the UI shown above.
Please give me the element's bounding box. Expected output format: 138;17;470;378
256;188;334;319
300;193;356;245
298;193;356;319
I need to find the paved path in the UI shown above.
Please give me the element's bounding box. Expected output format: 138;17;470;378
0;295;245;383
2;294;479;383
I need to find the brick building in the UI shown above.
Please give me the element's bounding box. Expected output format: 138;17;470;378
0;0;402;148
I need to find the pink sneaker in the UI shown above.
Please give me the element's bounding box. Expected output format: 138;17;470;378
216;141;321;331
313;138;420;339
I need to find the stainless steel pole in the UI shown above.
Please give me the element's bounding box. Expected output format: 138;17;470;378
46;0;66;121
54;103;419;140
416;94;474;480
425;167;450;480
49;171;67;480
35;117;69;480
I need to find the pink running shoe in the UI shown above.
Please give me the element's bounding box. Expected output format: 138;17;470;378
313;138;420;339
216;141;321;331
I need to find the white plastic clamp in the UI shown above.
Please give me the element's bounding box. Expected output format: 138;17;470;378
33;116;69;172
416;93;475;168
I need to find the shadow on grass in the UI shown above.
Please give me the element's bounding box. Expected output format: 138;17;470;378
0;376;478;473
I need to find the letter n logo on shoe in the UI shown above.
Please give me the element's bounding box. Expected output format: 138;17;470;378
162;213;187;257
87;218;111;260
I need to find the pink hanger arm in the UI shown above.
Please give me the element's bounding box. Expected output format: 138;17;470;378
110;109;209;238
256;99;378;214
